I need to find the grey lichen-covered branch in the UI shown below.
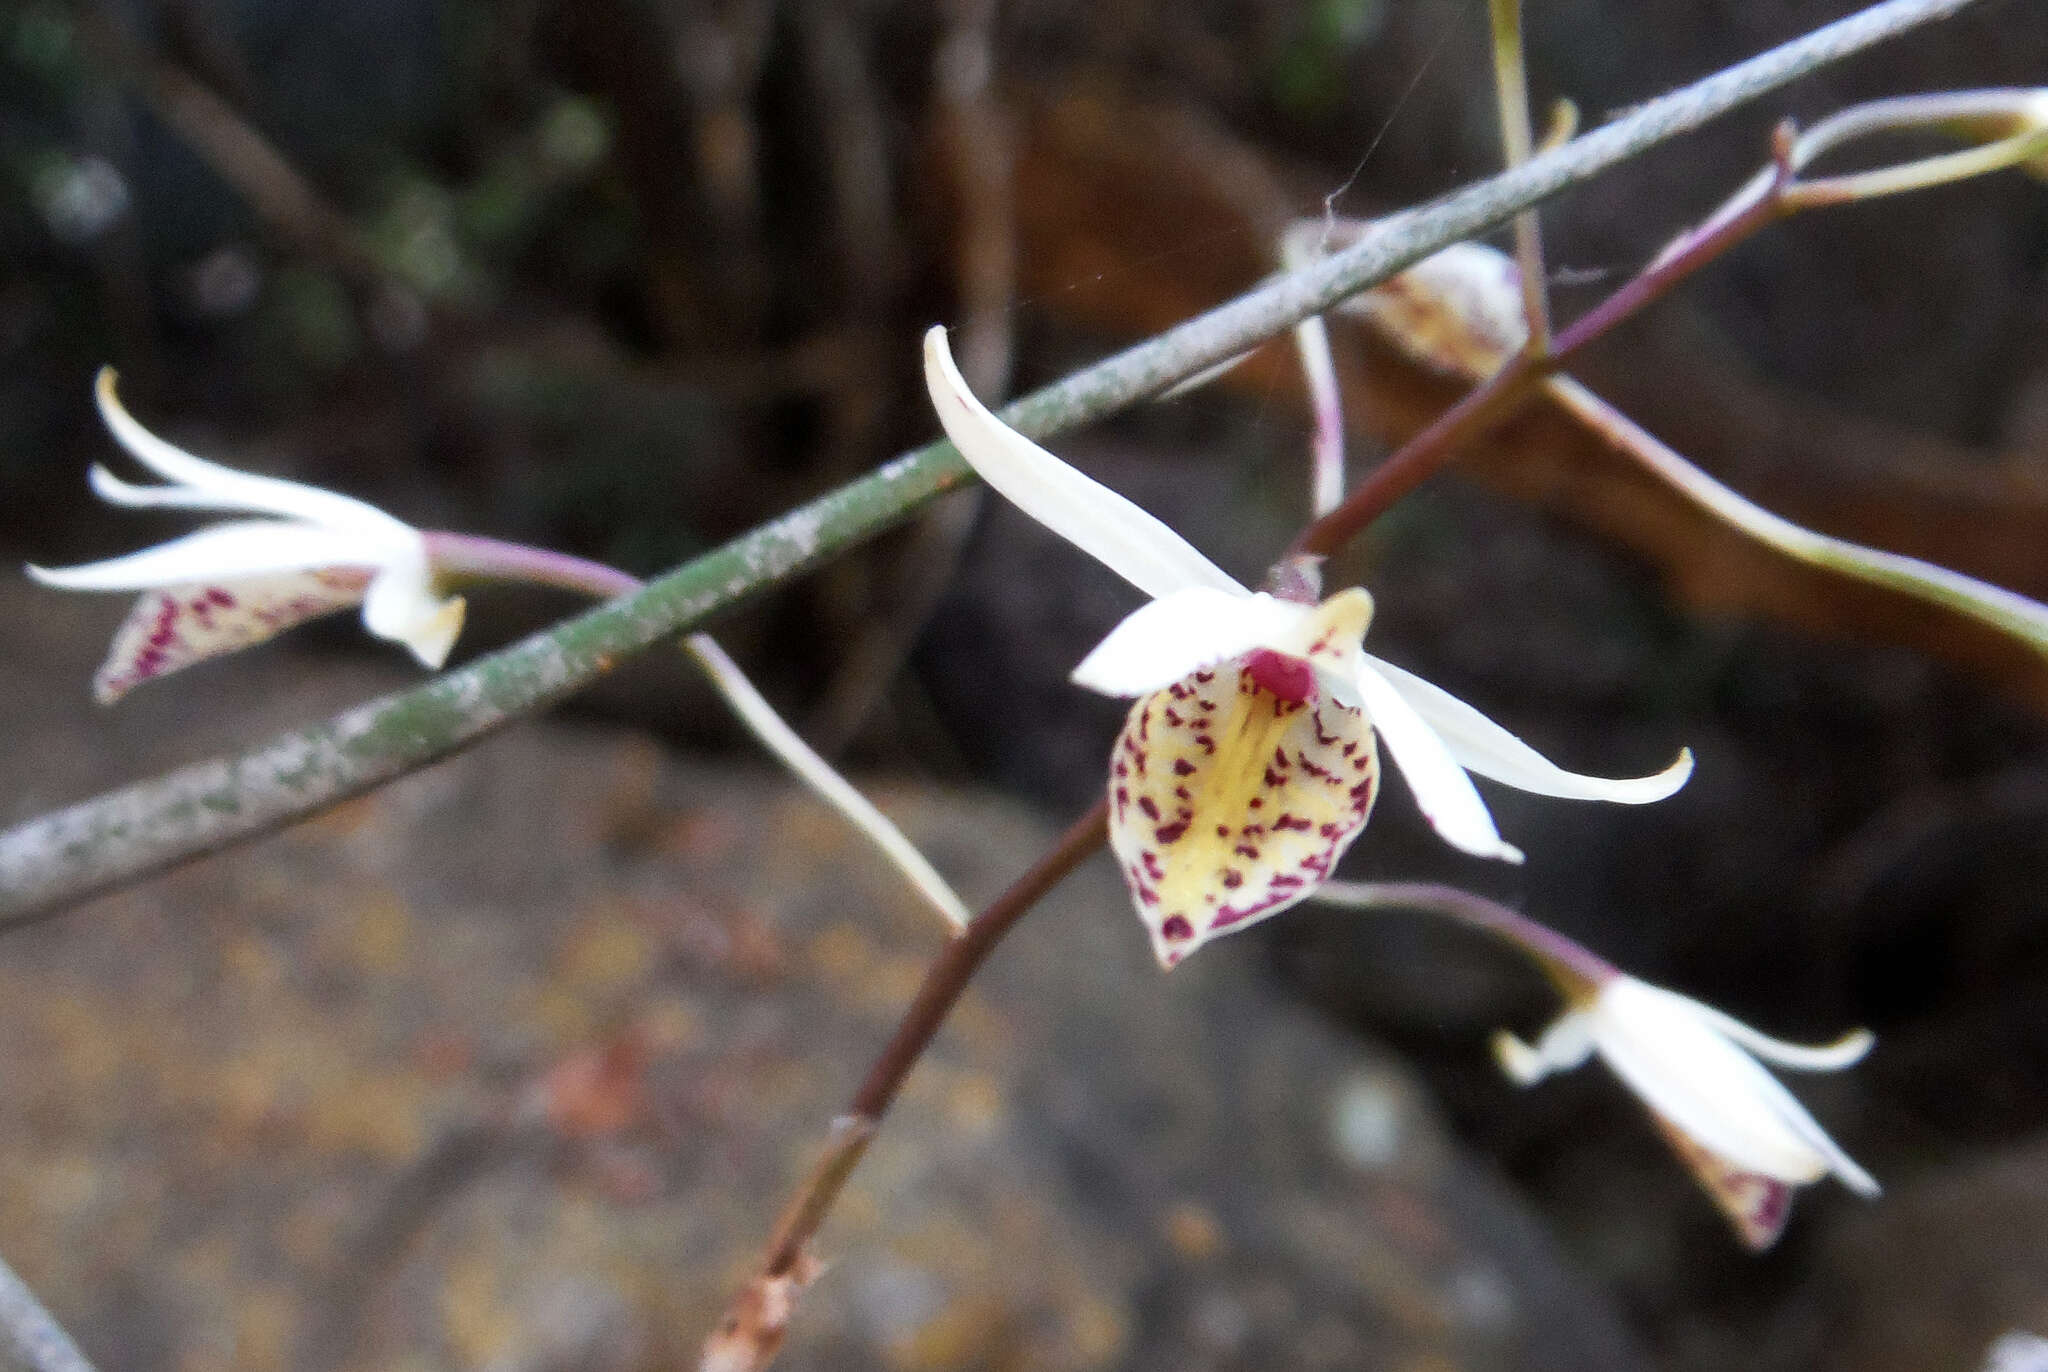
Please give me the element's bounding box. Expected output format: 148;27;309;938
0;0;1982;926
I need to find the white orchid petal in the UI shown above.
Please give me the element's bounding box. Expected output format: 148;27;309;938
923;327;1245;602
361;556;465;668
1364;654;1694;803
94;369;413;541
1354;658;1523;862
88;464;242;512
1684;1005;1876;1073
1594;980;1871;1189
1071;589;1312;697
1787;1111;1881;1196
29;521;385;591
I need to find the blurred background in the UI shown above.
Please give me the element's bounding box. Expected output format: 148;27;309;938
4;0;2048;1368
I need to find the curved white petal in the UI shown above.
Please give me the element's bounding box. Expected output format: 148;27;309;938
1364;654;1694;804
89;464;245;512
1070;588;1311;696
361;554;465;668
1594;980;1876;1193
1684;1003;1875;1073
29;520;387;591
95;369;413;542
1354;658;1523;863
923;327;1244;602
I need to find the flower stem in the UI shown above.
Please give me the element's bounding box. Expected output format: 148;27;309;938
1313;879;1613;998
420;534;972;931
421;532;641;599
713;801;1108;1355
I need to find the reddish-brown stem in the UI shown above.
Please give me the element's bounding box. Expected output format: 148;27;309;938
753;799;1109;1281
1291;170;1790;560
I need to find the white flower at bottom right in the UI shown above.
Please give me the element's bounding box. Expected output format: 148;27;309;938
1494;975;1877;1249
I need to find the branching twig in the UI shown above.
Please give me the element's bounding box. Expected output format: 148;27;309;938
0;0;1980;925
1291;151;1792;558
0;1251;97;1372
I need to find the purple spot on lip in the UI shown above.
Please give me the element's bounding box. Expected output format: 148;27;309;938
1245;650;1314;703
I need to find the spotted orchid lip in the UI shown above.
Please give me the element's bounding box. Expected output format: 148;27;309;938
1106;594;1383;966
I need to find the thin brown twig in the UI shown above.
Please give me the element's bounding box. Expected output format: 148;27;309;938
1488;0;1552;352
710;23;1998;1357
807;0;1015;754
703;800;1108;1369
81;13;388;293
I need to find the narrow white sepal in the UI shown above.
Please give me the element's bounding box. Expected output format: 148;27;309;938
1354;657;1524;863
1364;653;1694;803
1070;588;1313;697
94;368;412;541
923;326;1245;603
28;520;381;590
681;633;972;932
88;464;242;512
1687;1007;1875;1073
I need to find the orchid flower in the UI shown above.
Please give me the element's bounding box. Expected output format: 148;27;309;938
1313;878;1876;1248
29;370;972;931
1495;976;1878;1248
29;369;465;702
923;325;1691;967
